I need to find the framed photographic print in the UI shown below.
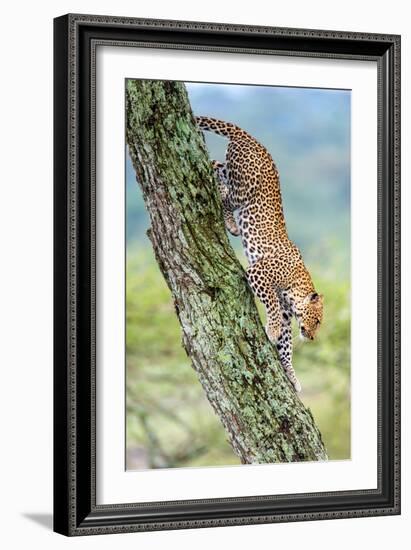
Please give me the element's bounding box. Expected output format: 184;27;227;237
53;14;401;536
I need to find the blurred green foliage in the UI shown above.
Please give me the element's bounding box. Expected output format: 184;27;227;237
126;241;350;469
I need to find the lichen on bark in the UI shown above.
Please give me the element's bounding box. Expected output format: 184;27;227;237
126;79;327;463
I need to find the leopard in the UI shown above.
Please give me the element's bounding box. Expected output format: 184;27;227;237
196;116;324;393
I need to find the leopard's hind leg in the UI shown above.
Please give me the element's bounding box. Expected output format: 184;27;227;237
212;160;240;236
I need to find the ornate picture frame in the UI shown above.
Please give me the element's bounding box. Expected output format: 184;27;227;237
53;14;400;536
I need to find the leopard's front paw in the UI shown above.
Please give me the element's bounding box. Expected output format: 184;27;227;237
292;376;302;393
284;368;302;393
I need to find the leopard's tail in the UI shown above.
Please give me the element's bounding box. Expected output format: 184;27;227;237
195;116;250;140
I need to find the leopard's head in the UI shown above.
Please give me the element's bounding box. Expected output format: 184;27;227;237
299;292;324;341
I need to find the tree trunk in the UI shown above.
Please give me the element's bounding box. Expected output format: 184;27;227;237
126;79;327;463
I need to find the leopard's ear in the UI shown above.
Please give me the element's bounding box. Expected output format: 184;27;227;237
310;292;322;303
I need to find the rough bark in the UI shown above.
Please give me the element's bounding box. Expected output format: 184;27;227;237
126;79;327;463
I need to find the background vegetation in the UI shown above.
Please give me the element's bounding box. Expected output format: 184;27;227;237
126;82;351;470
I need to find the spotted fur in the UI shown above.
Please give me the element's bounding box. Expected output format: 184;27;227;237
196;116;324;392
